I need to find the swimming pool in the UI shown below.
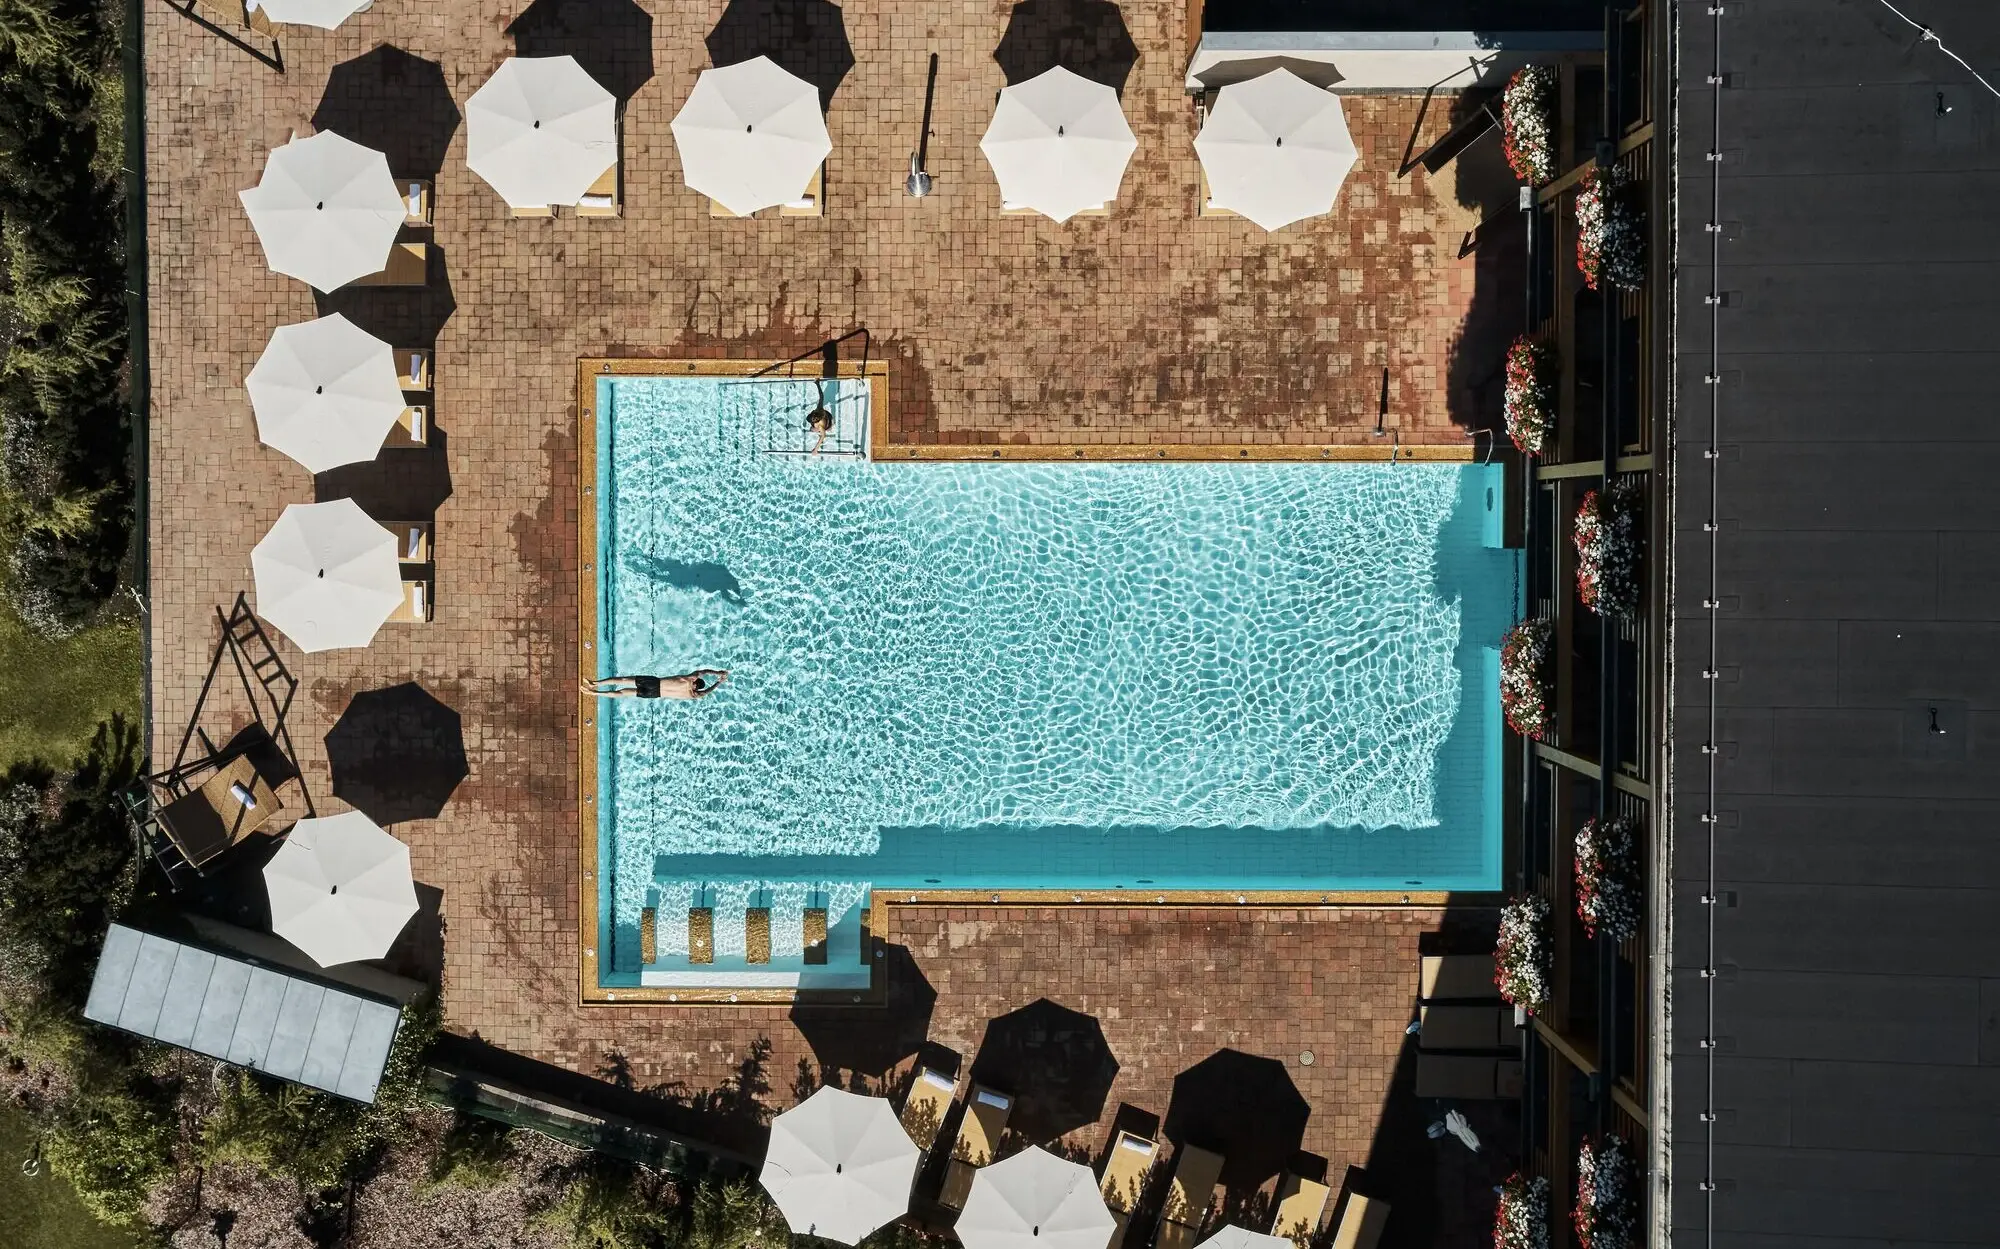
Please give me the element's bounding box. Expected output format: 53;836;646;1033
587;369;1518;992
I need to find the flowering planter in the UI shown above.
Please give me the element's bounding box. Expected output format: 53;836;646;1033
1501;620;1554;741
1494;1173;1551;1249
1574;1136;1641;1249
1502;66;1557;185
1574;482;1643;620
1575;814;1642;940
1495;896;1553;1015
1575;166;1646;292
1504;337;1556;456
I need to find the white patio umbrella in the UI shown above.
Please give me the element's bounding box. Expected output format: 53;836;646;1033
671;56;831;217
1197;1227;1296;1249
979;66;1137;222
245;314;406;473
239;131;405;292
1194;68;1359;231
251;499;405;653
957;1147;1117;1249
760;1087;920;1244
265;811;419;967
466;55;617;210
247;0;371;30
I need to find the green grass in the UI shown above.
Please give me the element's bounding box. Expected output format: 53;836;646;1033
0;597;140;770
0;1104;145;1249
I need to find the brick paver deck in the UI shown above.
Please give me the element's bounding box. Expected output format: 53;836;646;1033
146;0;1519;1239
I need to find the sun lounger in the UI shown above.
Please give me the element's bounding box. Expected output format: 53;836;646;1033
1330;1193;1389;1249
1272;1172;1331;1243
639;907;657;964
1417;1004;1512;1050
401;179;433;227
1155;1144;1224;1249
1420;953;1498;1001
939;1084;1013;1209
1198;166;1237;219
899;1066;956;1152
689;907;713;964
350;241;428;287
1099;1129;1158;1249
512;204;556;218
745;907;771;964
576;163;621;218
780;164;825;217
1414;1054;1522;1100
1002;200;1109;217
382;521;431;564
386;578;432;623
802;907;828;965
384;405;429;449
397;348;431;393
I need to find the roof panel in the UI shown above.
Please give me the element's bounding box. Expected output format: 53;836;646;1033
228;968;289;1068
299;992;360;1092
154;946;218;1048
334;1001;400;1103
190;959;252;1059
83;924;142;1024
264;978;327;1082
118;934;181;1035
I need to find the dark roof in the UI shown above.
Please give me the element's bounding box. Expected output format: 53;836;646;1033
1202;0;1602;35
1671;3;2000;1244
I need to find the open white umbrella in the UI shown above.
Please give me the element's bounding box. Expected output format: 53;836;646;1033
979;67;1137;222
265;811;419;966
246;314;406;473
247;0;371;29
1197;1227;1296;1249
251;499;405;653
239;131;404;292
957;1147;1116;1249
760;1087;920;1244
1194;68;1359;231
467;56;617;210
671;56;831;217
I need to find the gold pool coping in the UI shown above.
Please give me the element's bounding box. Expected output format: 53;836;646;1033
877;441;1475;462
574;356;1464;1005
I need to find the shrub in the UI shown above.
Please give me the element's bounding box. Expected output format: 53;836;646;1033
42;1079;178;1226
1501;66;1557;185
536;1159;675;1249
1503;336;1556;456
1575;166;1645;292
1495;896;1552;1015
424;1112;516;1191
676;1175;789;1249
1500;619;1553;740
1575;815;1642;940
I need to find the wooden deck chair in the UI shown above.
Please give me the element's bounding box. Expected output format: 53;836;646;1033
382;521;431;564
898;1066;956;1153
512;204;556;218
1272;1172;1330;1243
1330;1193;1389;1249
576;162;620;217
350;241;428;287
939;1084;1013;1209
1155;1144;1224;1249
386;578;432;623
400;179;433;226
385;405;429;449
780;164;824;217
396;348;431;393
1420;953;1498;1001
1098;1129;1158;1249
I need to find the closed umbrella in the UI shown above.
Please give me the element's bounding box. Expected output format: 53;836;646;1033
1197;1227;1296;1249
247;0;371;29
979;66;1137;222
466;56;617;210
239;131;404;292
760;1087;920;1244
671;56;830;217
265;811;419;966
252;499;405;653
957;1147;1116;1249
246;314;406;473
1194;68;1358;231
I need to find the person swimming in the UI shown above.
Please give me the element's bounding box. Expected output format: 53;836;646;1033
806;405;835;454
581;670;728;700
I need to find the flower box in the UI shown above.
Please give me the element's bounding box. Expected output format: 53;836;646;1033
1504;337;1556;456
1574;482;1642;620
1575;166;1646;292
1494;1173;1551;1249
1574;1136;1640;1249
1501;620;1554;741
1575;814;1642;940
1495;896;1552;1015
1502;66;1558;185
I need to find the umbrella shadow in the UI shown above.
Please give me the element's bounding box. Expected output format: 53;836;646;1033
508;0;656;106
1163;1050;1310;1189
312;45;461;180
323;682;470;825
705;0;856;112
313;429;454;521
994;0;1139;93
380;882;446;986
313;242;458;351
789;943;937;1078
969;998;1119;1144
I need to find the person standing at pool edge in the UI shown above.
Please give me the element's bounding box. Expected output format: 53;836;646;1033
582;671;728;700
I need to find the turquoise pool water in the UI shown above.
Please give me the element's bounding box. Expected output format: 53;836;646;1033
594;376;1517;977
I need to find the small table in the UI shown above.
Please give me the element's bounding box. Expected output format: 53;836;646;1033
157;755;282;869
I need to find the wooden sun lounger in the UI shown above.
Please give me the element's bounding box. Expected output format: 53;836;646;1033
382;521;431;564
745;907;771;964
939;1084;1013;1209
386;577;432;623
1198;165;1236;219
1420;953;1499;1001
576;163;621;218
384;405;429;449
1272;1172;1331;1242
1414;1054;1523;1100
350;241;428;287
899;1066;956;1152
1099;1129;1158;1249
688;907;713;964
512;203;557;218
396;348;431;392
400;179;433;226
1331;1193;1389;1249
1003;200;1110;217
802;907;828;965
1417;1004;1515;1051
1155;1144;1223;1249
780;164;824;217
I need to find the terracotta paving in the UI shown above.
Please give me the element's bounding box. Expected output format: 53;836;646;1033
145;0;1521;1240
